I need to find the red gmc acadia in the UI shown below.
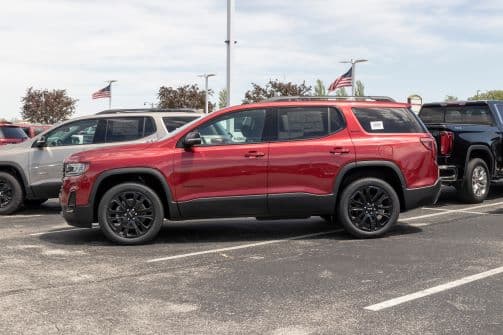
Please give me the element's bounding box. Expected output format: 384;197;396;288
60;96;441;244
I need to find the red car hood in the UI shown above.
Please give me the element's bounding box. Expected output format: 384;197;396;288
67;142;156;163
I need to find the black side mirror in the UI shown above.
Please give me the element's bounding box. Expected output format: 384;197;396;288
34;136;46;148
184;131;202;148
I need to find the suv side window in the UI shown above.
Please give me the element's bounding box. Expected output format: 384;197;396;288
353;107;425;133
94;117;157;143
163;117;199;132
198;109;266;145
277;107;344;140
45;119;99;147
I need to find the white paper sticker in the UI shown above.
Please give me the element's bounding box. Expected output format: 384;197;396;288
370;121;384;130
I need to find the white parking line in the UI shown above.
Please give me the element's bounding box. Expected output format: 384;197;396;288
29;227;95;236
147;229;344;263
400;201;503;222
422;207;487;215
365;266;503;311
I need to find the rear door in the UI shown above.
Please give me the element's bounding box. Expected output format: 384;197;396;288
267;106;355;216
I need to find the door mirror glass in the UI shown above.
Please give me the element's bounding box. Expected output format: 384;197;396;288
184;131;202;147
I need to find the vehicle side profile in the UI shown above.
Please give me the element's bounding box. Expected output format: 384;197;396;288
418;101;503;203
0;109;200;214
15;123;52;138
0;122;28;145
60;97;441;244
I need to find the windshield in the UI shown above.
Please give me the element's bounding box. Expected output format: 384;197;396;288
0;126;28;139
419;105;493;125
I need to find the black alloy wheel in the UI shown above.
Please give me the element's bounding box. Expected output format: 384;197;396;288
347;185;393;232
106;191;155;238
0;177;14;208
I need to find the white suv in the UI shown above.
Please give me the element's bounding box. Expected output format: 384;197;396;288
0;109;201;214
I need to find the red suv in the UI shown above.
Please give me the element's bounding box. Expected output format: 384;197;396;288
61;97;440;244
0;123;28;145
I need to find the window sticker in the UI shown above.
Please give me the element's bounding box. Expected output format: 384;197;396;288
370;121;384;130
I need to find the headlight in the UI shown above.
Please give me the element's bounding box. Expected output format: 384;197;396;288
64;163;89;177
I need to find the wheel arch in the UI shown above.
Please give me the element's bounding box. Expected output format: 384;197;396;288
466;145;494;177
0;161;31;198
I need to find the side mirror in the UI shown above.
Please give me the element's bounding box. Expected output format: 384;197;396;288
184;131;202;148
34;136;46;148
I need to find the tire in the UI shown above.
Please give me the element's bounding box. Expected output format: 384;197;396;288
337;177;400;238
24;199;48;207
98;183;164;245
457;158;490;204
0;172;24;215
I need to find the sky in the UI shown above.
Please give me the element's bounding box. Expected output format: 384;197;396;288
1;0;502;120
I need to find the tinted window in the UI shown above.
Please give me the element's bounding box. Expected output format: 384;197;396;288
0;126;28;139
277;107;344;140
353;107;425;133
163;117;198;132
418;107;444;123
496;104;503;123
197;109;266;145
45;119;98;147
144;117;156;137
105;117;147;143
445;106;493;125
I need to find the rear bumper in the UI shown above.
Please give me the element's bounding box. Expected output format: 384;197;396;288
438;165;458;182
61;205;94;228
403;180;442;211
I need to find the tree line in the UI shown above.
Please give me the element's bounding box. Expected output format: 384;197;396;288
16;82;503;124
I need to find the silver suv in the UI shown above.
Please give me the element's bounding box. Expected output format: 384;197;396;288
0;109;201;214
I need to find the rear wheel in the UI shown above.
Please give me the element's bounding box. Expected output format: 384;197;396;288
98;183;164;245
0;172;23;215
337;178;400;238
457;158;489;204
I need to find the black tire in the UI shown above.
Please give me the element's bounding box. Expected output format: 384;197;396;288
98;183;164;245
24;198;48;207
337;178;400;238
0;172;24;215
457;158;490;204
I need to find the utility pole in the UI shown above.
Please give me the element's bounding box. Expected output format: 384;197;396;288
106;80;117;109
198;74;216;114
340;59;367;96
225;0;235;107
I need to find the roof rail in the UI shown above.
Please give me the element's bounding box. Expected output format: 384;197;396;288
265;96;396;102
96;108;200;115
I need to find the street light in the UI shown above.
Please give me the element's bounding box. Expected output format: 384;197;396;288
340;59;368;96
198;73;216;114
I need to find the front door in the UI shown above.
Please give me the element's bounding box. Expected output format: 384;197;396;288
173;108;270;219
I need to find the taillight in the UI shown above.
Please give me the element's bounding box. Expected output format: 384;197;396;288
439;131;454;155
420;137;436;152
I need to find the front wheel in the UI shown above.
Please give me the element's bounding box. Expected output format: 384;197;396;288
0;172;24;215
337;178;400;238
98;183;164;245
457;158;490;204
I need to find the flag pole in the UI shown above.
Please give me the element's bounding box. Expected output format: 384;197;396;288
106;80;117;109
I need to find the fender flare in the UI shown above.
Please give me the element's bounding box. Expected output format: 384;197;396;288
0;161;33;198
465;145;495;176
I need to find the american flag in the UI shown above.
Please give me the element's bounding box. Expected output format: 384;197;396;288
92;85;111;99
328;67;353;92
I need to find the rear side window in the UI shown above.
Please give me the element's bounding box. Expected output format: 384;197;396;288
0;126;28;139
418;107;444;123
277;107;344;140
94;117;157;143
419;105;494;125
163;117;198;132
353;107;425;133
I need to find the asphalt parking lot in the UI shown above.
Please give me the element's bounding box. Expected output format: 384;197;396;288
0;186;502;335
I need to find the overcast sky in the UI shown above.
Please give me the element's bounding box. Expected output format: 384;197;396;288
1;0;502;120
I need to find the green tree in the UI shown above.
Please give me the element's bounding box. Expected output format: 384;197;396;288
334;87;348;97
468;90;503;100
444;95;459;102
158;84;214;112
355;80;365;97
21;87;77;124
314;79;326;96
218;89;228;109
243;79;312;103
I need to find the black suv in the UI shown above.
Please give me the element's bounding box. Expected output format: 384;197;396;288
419;101;503;203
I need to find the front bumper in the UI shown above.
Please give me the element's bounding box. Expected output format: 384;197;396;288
61;205;94;228
403;179;442;211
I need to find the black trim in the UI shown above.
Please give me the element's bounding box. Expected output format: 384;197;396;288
177;195;267;219
31;182;61;199
403;180;442;211
0;161;33;198
89;168;179;220
267;193;335;216
62;204;94;228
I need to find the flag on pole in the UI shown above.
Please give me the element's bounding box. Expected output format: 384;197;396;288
92;85;111;99
328;67;352;92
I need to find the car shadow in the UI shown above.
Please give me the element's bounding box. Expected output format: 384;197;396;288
39;217;422;246
12;200;61;215
435;183;503;207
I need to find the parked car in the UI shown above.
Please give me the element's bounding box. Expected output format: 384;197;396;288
15;123;52;138
60;96;441;244
0;122;28;145
418;101;503;203
0;109;200;214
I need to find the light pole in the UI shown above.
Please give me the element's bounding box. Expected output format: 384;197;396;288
225;0;235;107
106;80;117;109
340;59;367;96
198;73;216;114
